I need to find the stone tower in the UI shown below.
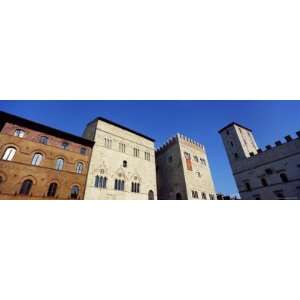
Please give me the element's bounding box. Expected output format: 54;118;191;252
219;122;258;173
156;134;216;200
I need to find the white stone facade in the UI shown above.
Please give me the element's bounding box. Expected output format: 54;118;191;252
219;123;300;200
83;117;157;200
156;134;216;200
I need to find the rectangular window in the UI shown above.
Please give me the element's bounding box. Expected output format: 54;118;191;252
104;138;112;149
184;152;192;171
119;143;126;153
61;142;69;150
196;172;201;177
145;152;150;161
80;147;87;155
133;148;139;157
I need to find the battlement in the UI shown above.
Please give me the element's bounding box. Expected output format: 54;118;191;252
248;131;300;158
156;133;205;155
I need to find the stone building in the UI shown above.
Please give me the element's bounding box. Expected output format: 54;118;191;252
219;122;300;200
83;117;157;200
0;111;94;200
156;134;216;200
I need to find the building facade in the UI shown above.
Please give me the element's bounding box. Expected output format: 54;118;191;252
156;134;216;200
219;122;300;200
0;111;94;200
83;117;157;200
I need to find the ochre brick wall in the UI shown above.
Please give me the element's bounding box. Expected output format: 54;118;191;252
0;125;92;200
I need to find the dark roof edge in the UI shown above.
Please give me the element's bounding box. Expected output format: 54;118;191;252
87;116;155;142
218;122;253;134
0;111;95;147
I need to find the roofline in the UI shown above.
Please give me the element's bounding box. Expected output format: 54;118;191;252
0;111;95;147
87;116;155;142
218;122;253;134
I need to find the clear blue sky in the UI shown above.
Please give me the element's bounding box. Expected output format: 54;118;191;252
1;100;299;195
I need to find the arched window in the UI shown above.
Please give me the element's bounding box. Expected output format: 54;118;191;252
131;182;140;193
14;129;25;137
32;153;43;166
55;158;64;170
47;182;58;197
96;176;107;188
19;179;33;195
40;136;48;145
70;185;80;199
201;192;207;200
123;160;127;167
2;147;16;161
115;179;124;191
75;162;84;174
280;173;289;183
148;190;154;200
95;175;100;187
261;178;268;187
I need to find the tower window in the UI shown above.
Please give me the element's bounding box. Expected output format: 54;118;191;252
280;173;289;183
168;156;173;163
234;153;239;159
201;192;207;200
194;156;199;162
230;141;234;147
209;194;215;200
123;160;127;167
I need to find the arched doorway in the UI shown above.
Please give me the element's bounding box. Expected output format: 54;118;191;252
176;192;182;200
148;190;154;200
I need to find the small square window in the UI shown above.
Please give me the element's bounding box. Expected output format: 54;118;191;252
80;147;87;155
61;142;69;150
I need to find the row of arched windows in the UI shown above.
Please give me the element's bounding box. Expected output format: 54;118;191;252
17;179;80;199
1;147;84;174
94;176;142;194
95;176;141;193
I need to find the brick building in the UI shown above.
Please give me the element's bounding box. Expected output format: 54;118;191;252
0;111;94;199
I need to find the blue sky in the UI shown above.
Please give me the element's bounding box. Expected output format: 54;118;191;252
1;100;299;195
